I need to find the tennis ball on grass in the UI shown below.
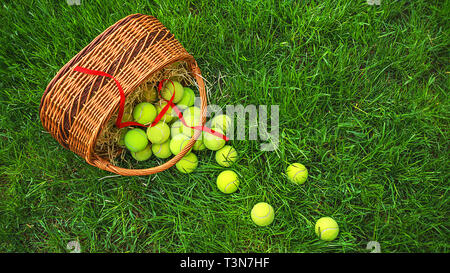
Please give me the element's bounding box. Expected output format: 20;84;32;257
251;202;275;226
203;128;226;151
216;170;239;194
211;114;231;133
286;163;308;184
133;102;157;124
151;140;172;159
124;128;148;153
155;101;174;123
215;145;238;167
315;217;339;241
147;122;170;144
161;80;184;103
176;152;198;173
169;134;192;155
177;87;195;110
131;144;152;161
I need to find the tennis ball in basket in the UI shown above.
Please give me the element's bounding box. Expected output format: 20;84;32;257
286;163;308;185
170;120;184;137
124;128;148;153
315;217;339;241
215;145;238;167
203;128;226;151
147;122;170;144
155;101;174;123
251;202;275;227
133;102;157;124
216;170;239;194
169;134;192;155
192;139;206;151
177;87;195;110
131;144;152;161
151;140;172;159
161;80;184;103
176;152;198;173
182;106;202;137
211;114;232;133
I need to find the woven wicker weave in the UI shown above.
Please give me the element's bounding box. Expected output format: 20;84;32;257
39;14;206;176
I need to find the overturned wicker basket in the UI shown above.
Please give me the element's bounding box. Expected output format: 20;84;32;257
39;14;206;176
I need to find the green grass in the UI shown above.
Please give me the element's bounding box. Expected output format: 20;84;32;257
0;0;448;253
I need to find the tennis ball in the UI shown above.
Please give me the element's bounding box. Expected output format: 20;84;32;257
131;144;152;161
286;163;308;184
161;80;184;103
176;152;198;173
251;202;275;227
155;101;174;123
182;106;202;137
315;217;339;241
215;145;238;167
203;128;226;151
170;120;184;137
124;128;148;152
151;140;172;159
211;114;232;133
133;102;157;124
192;139;206;151
169;134;192;155
147;122;170;144
216;170;239;194
177;87;195;110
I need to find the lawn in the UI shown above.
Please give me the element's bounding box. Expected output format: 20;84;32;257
0;0;448;253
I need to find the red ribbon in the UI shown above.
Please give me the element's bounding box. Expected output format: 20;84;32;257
73;66;229;141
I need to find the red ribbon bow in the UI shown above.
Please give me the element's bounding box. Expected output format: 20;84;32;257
73;66;229;141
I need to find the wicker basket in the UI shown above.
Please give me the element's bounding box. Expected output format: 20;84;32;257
39;14;206;176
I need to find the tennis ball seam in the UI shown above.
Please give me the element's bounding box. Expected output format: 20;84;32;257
254;208;272;219
224;179;238;192
292;168;307;180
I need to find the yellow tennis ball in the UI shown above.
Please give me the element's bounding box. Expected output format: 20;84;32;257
215;145;238;167
181;106;202;137
315;217;339;241
131;144;152;161
132;102;157;124
170;120;184;137
147;122;170;144
155;101;174;123
176;152;198;173
161;80;184;103
192;139;206;151
169;134;192;155
177;87;195;110
211;114;231;133
124;128;148;152
251;202;275;226
203;128;226;151
151;140;172;159
286;163;308;184
216;170;239;194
